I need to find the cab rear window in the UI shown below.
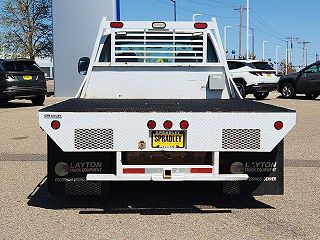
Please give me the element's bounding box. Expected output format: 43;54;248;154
3;61;41;72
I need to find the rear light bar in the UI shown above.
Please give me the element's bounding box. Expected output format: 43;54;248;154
194;22;207;29
110;22;124;28
123;168;145;174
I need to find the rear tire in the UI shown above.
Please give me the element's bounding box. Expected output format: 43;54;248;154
31;95;45;106
280;83;295;99
235;82;246;98
253;92;269;100
305;93;319;100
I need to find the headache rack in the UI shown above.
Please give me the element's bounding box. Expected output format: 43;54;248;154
110;28;211;63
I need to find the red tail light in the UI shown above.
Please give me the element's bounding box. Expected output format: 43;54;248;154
191;168;213;174
194;22;207;29
180;120;189;129
274;121;283;130
110;22;124;28
147;120;156;129
123;168;145;174
51;120;60;130
163;120;173;129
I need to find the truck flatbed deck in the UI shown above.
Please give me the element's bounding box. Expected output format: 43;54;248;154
40;99;294;113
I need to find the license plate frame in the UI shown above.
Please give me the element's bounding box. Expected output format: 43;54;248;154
151;130;186;149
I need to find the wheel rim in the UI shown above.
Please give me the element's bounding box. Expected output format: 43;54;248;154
282;85;292;97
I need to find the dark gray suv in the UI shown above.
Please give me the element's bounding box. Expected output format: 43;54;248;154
0;59;47;105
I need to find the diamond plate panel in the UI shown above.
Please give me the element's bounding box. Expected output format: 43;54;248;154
222;129;260;150
75;129;113;150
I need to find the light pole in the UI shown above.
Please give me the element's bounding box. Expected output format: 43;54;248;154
192;13;202;22
262;40;269;60
170;0;177;21
285;49;290;75
224;26;232;54
275;46;280;75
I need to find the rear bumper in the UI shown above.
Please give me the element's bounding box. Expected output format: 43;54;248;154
87;173;248;181
247;83;277;93
0;86;47;99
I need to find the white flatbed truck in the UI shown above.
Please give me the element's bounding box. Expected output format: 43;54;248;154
39;19;296;196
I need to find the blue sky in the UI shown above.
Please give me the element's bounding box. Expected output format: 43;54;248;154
120;0;320;67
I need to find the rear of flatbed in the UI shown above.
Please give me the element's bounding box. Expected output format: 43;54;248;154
39;99;295;196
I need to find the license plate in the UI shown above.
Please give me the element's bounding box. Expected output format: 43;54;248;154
23;75;33;81
151;130;185;148
266;74;272;77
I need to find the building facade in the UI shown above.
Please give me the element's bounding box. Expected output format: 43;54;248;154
52;0;118;97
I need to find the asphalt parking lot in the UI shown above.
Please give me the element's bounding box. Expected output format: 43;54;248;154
0;93;319;240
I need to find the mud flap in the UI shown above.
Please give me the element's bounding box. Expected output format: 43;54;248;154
47;136;116;195
220;140;284;196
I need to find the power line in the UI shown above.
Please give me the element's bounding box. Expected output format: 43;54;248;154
243;15;287;46
155;0;238;19
184;0;236;9
250;9;288;38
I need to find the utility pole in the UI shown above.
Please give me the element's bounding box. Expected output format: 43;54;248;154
250;28;255;58
170;0;177;21
234;5;245;59
316;53;319;61
275;46;280;75
246;0;250;60
285;49;290;75
286;36;299;67
298;41;310;67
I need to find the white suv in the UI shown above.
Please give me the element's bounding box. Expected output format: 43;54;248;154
227;60;279;100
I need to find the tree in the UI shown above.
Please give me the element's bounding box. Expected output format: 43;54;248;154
0;0;52;59
279;60;297;75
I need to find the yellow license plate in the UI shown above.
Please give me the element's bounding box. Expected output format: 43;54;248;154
23;75;33;80
152;130;185;148
266;74;272;77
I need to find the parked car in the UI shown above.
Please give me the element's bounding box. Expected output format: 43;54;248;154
227;59;279;100
46;77;54;96
0;59;47;105
278;61;320;99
